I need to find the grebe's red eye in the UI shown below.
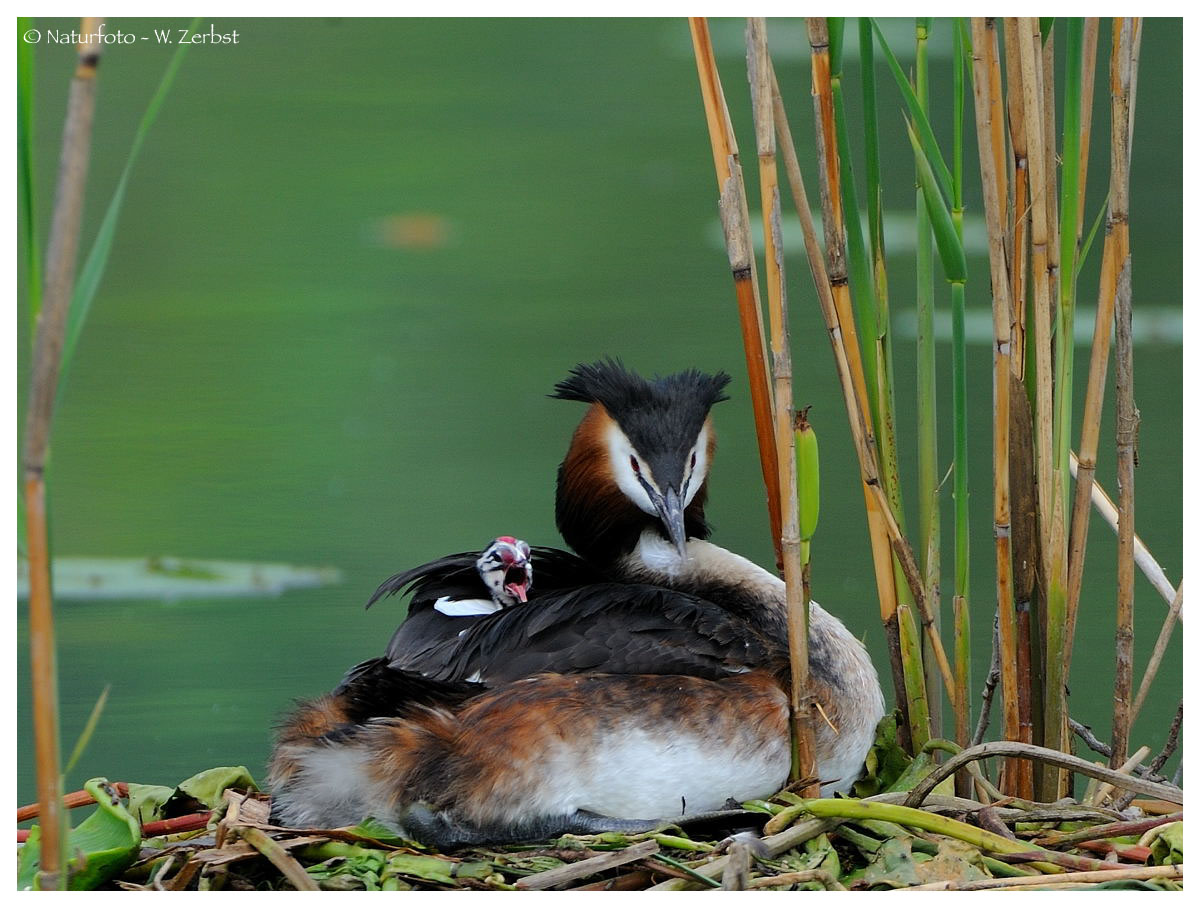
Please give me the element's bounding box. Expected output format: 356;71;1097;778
630;456;641;474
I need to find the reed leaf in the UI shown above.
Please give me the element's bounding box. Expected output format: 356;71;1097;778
18;17;41;327
869;18;954;201
906;123;967;284
62;685;111;781
56;19;201;410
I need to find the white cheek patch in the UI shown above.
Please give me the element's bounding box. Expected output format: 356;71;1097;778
606;424;658;516
684;423;712;507
433;597;502;617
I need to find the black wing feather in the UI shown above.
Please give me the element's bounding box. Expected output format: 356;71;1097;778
387;582;781;684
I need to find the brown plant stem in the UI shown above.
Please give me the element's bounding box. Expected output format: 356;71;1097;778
970;616;1001;748
970;17;1026;796
688;16;782;569
746;18;818;796
22;18;105;887
1112;701;1183;813
903;741;1183;810
1130;582;1182;723
1064;16;1139;675
1069;451;1178;608
1068;717;1172;784
1110;16;1140;771
17;782;131;822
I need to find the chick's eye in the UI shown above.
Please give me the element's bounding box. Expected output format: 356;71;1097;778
630;456;641;474
690;452;697;470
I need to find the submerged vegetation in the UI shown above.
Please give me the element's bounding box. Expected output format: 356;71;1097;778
18;16;1181;890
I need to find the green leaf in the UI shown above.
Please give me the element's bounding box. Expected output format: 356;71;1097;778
344;817;410;847
1078;192;1110;272
870;18;953;202
176;765;259;810
17;16;41;329
382;853;493;887
126;783;175;825
62;684;110;781
1150;821;1183;866
855;837;926;889
828;18;846;75
18;779;140;891
852;712;912;797
55;18;202;413
907;121;968;283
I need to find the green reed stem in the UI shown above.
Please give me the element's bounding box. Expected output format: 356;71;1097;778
950;17;971;757
841;19;926;752
856;20;908;600
1043;17;1085;783
913;18;941;741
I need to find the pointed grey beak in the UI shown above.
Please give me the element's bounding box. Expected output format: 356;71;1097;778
654;486;688;558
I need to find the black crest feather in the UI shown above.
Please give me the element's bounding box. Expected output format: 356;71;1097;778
551;358;730;417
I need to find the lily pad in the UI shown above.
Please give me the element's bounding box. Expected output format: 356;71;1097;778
17;556;341;601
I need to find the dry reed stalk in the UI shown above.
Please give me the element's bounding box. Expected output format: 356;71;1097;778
22;18;106;886
805;18;925;741
1110;70;1138;768
1016;21;1054;585
1089;745;1150;807
688;17;783;569
1015;18;1071;800
1064;18;1139;673
746;18;818;795
904;741;1183;809
771;63;955;715
970;17;1027;797
1068;451;1177;608
1130;581;1182;723
1076;19;1100;237
1003;21;1030;372
1041;29;1062;316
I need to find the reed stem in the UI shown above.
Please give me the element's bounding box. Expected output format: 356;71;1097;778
1110;24;1138;768
949;18;971;765
22;18;106;887
912;18;941;747
1064;17;1139;679
773;60;955;719
1069;451;1175;607
968;17;1025;796
1129;582;1180;729
806;16;924;747
688;17;783;570
745;18;818;796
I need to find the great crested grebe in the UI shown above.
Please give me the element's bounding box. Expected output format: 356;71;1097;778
268;361;883;847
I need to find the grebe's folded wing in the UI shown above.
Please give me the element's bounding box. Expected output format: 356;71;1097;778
390;582;779;684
